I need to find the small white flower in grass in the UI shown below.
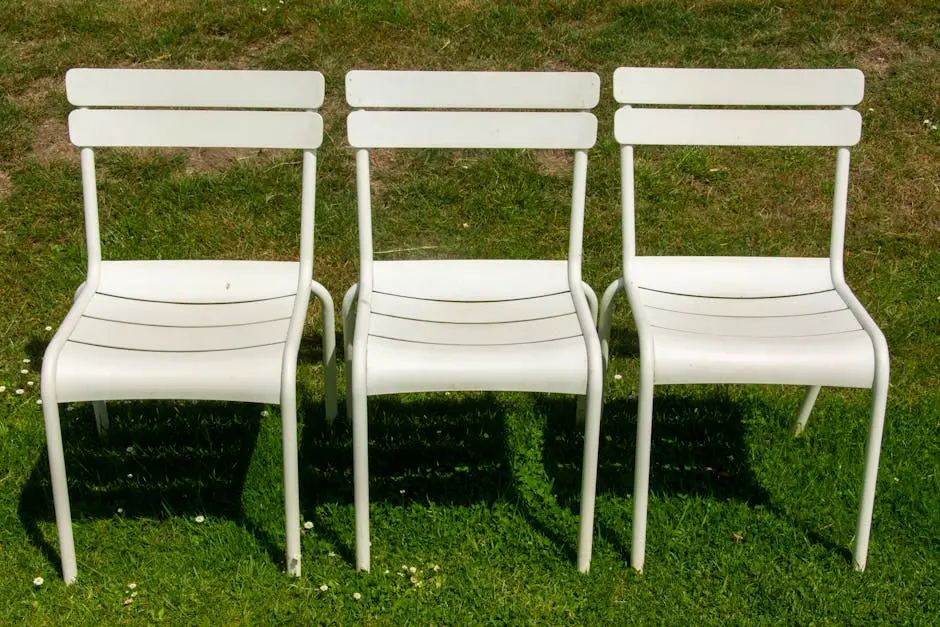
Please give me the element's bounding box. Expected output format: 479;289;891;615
15;389;25;395
410;576;418;584
431;564;440;572
0;386;5;393
130;591;137;598
462;222;469;228
126;446;134;453
45;326;53;331
399;489;405;495
194;515;205;524
383;569;389;575
925;119;932;126
36;399;42;405
319;584;328;591
127;473;133;479
23;358;30;363
20;369;28;374
33;576;44;587
409;566;417;574
261;410;269;417
352;592;361;600
328;551;336;557
303;521;313;530
127;582;137;590
933;125;939;131
122;598;133;606
613;373;623;380
117;508;124;514
27;380;34;386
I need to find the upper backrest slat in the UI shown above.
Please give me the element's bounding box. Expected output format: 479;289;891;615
613;67;864;106
66;69;324;109
69;109;323;149
348;110;597;149
346;71;600;109
615;108;861;147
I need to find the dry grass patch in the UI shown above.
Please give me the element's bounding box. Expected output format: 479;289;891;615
0;170;11;200
533;149;573;177
30;119;74;163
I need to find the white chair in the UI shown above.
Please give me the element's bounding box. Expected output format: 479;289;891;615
342;70;605;572
40;68;337;583
598;67;889;572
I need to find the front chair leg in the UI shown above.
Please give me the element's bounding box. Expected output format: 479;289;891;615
41;394;78;584
792;386;821;435
93;401;109;436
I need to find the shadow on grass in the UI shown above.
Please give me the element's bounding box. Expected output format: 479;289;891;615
298;393;512;565
17;397;283;578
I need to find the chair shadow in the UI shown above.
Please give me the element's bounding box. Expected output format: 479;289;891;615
18;397;282;579
298;393;512;565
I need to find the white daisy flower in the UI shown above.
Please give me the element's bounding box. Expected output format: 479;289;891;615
27;381;34;386
319;584;328;591
126;446;134;453
117;508;124;514
613;373;623;380
33;576;44;587
15;389;25;395
36;399;42;405
127;582;137;590
23;358;30;363
0;386;5;393
303;521;313;530
352;592;361;600
194;515;205;523
20;369;28;374
45;326;53;331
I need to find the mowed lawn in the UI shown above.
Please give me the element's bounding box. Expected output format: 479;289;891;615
1;0;938;623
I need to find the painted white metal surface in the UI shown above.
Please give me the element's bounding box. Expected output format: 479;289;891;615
346;70;600;109
614;108;861;146
96;260;300;303
597;66;888;576
42;69;336;585
613;67;864;105
56;341;285;403
345;70;604;575
348;111;597;149
66;68;325;108
69;109;323;149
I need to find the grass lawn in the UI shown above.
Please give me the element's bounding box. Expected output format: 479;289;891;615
1;0;938;623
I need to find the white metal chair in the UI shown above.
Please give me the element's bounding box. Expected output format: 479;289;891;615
598;67;889;572
40;68;337;583
342;70;605;572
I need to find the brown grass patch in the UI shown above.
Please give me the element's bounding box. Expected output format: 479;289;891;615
533;149;572;177
8;76;61;112
0;170;11;201
846;34;937;79
31;119;76;163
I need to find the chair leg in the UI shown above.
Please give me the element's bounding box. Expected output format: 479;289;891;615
852;359;890;571
792;385;822;435
576;366;604;573
41;396;77;584
281;390;302;577
598;278;624;370
311;280;337;423
342;285;358;425
93;401;109;436
631;373;655;573
351;358;371;572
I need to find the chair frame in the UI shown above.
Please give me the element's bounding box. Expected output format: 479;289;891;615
41;68;337;583
598;67;889;572
342;70;605;572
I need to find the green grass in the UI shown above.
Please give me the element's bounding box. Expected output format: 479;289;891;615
1;0;939;623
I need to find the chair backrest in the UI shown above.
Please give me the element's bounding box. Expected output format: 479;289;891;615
345;70;600;293
612;67;864;281
65;68;325;282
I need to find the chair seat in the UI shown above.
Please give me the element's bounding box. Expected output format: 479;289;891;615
630;256;876;388
363;259;589;395
55;259;300;403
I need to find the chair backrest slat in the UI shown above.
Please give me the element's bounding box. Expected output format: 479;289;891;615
613;67;863;106
66;68;324;109
346;70;600;109
69;109;323;149
615;108;861;147
348;110;596;149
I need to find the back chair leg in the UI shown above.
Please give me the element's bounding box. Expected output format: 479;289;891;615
351;358;371;572
793;385;822;435
93;401;109;436
281;391;302;577
853;355;890;571
576;368;604;573
631;371;655;573
341;285;358;424
311;280;337;422
41;395;78;584
598;279;624;370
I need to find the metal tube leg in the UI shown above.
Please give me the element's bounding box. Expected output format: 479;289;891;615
852;357;889;571
631;373;654;573
42;396;77;584
351;359;371;571
311;280;337;422
793;386;822;435
342;285;358;425
93;401;109;436
576;368;604;573
599;278;624;370
281;393;301;577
